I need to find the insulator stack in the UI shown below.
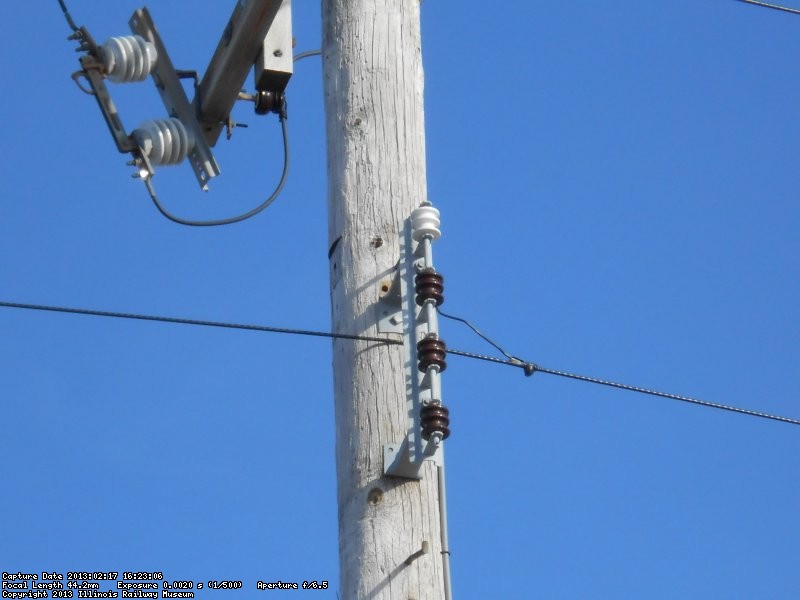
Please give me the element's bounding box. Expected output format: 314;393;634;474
386;201;450;477
415;270;444;306
418;337;447;373
421;404;450;440
133;118;195;166
102;35;157;83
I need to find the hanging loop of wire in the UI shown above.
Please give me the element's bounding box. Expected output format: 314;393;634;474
144;104;290;227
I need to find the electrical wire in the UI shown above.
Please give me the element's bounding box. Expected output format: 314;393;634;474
294;49;322;62
437;306;800;426
437;307;519;362
57;0;80;32
735;0;800;14
0;301;399;346
447;348;800;426
2;299;799;427
533;365;800;425
47;0;797;425
144;110;290;227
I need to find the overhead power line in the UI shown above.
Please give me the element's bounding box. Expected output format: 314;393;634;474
448;348;800;426
2;300;799;427
440;307;800;428
0;300;397;346
735;0;800;15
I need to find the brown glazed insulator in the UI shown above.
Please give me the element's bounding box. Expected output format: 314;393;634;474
417;337;447;373
415;270;444;306
255;90;282;115
421;404;451;440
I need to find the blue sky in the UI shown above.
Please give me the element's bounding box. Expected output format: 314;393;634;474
1;1;799;598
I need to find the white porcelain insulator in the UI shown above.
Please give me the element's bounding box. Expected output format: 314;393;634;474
133;118;194;166
102;35;157;83
411;205;441;241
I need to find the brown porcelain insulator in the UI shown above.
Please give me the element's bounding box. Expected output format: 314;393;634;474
421;404;451;440
415;270;444;306
417;337;447;373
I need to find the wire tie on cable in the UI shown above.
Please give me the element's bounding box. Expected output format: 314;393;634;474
279;96;288;121
510;357;538;377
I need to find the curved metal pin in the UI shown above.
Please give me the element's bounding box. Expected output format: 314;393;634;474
404;541;429;566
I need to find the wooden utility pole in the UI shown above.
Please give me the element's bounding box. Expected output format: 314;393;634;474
322;1;446;598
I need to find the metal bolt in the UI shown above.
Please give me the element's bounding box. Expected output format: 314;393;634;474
273;49;283;57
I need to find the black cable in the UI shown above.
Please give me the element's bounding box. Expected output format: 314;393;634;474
534;365;800;426
735;0;800;14
0;301;400;346
447;346;800;426
57;0;80;32
437;307;519;362
2;300;799;427
294;49;322;62
438;308;800;425
447;347;523;367
145;110;290;227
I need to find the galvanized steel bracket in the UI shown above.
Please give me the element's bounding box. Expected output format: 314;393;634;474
383;218;443;479
384;439;442;480
130;8;220;189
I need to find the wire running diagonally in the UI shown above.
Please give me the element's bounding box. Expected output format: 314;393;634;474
57;0;80;32
446;348;800;426
437;307;519;361
735;0;800;15
2;300;799;427
533;364;800;426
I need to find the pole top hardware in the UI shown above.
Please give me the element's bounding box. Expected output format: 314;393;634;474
62;1;294;221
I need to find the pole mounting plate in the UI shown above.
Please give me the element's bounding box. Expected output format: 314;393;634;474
377;266;403;334
384;440;441;479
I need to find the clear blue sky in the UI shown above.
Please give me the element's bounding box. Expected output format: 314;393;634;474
1;1;799;598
